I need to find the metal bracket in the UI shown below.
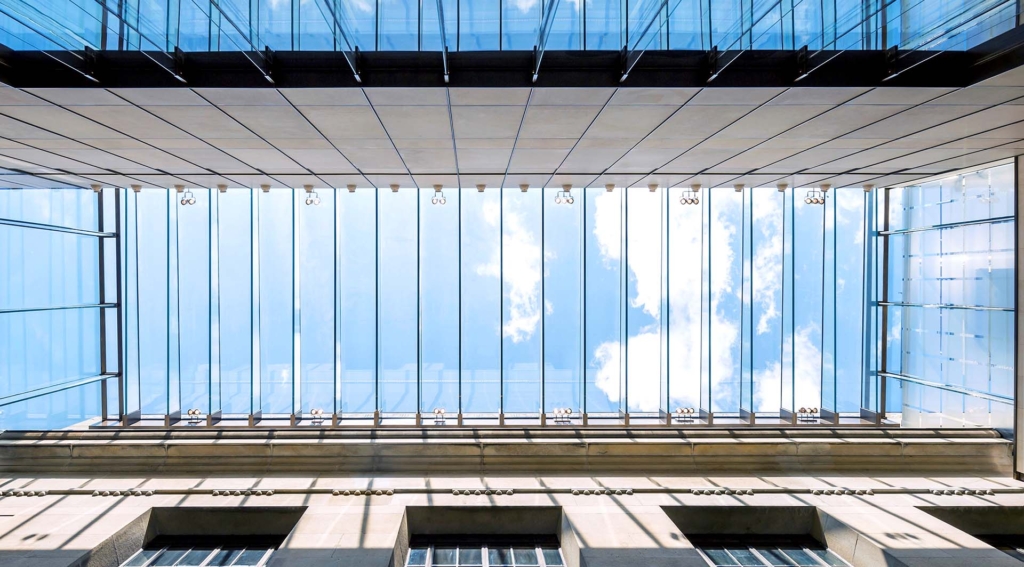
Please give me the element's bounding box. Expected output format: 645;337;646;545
885;45;899;76
796;44;808;77
84;45;98;79
173;46;186;81
263;45;275;81
707;46;719;80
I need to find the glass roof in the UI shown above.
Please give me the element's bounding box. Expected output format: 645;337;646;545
0;0;1016;54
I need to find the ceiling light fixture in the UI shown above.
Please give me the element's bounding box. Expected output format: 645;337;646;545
217;184;227;194
476;184;485;193
260;184;271;193
390;184;399;193
431;184;446;205
649;183;658;193
777;183;788;193
734;184;744;193
347;184;356;193
605;183;615;193
520;183;529;193
304;184;320;206
804;184;829;205
555;184;574;204
177;185;196;206
863;183;874;193
91;184;101;193
131;184;141;194
680;183;700;205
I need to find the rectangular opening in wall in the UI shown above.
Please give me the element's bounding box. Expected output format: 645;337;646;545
919;506;1024;562
88;507;305;567
400;507;568;567
688;536;849;567
663;506;851;567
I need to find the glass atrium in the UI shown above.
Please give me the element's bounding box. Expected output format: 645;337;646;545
0;162;1014;429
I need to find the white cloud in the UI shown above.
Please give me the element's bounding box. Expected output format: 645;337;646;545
753;323;823;412
752;194;782;335
592;331;663;412
475;198;542;344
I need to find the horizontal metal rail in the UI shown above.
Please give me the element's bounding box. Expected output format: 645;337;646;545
0;218;115;238
879;301;1014;312
0;303;117;315
0;373;117;407
880;215;1014;235
879;371;1013;404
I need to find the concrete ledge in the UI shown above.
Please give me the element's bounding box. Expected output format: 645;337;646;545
0;427;1011;474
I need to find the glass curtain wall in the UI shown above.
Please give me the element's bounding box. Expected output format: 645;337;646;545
882;162;1015;430
1;0;1015;53
110;184;885;424
0;188;114;429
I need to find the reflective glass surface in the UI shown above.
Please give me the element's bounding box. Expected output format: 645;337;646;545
1;0;1015;53
887;163;1015;429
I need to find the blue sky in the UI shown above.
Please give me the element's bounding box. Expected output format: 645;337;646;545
108;184;872;417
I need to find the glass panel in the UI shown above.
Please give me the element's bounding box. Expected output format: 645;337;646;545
258;189;293;416
584;187;621;414
378;187;417;414
460;0;500;50
407;548;428;566
233;548;269;566
150;548;188;566
502;188;542;415
625;187;662;414
207;548;243;566
811;549;849;566
757;547;796;566
217;189;252;415
543;187;582;414
703;547;738;566
380;0;419;50
779;547;819;566
793;189;824;412
123;549;161;566
751;187;783;414
459;547;483;565
461;188;501;414
299;189;335;416
710;188;742;413
176;548;213;565
0;188;98;231
0;309;101;397
177;188;211;415
668;187;703;413
513;547;539;565
834;188;864;412
0;226;100;311
339;188;376;414
726;547;763;566
540;548;563;566
420;188;459;415
488;547;513;566
433;547;457;565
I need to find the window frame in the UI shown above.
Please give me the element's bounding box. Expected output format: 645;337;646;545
120;544;275;567
406;544;565;567
694;542;850;567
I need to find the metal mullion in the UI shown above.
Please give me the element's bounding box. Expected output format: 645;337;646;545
0;304;117;314
196;546;220;567
540;187;545;418
747;545;775;567
880;215;1014;236
293;189;301;421
335;187;342;418
879;301;1013;312
0;218;115;238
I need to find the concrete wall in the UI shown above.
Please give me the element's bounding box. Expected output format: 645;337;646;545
3;471;1024;567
